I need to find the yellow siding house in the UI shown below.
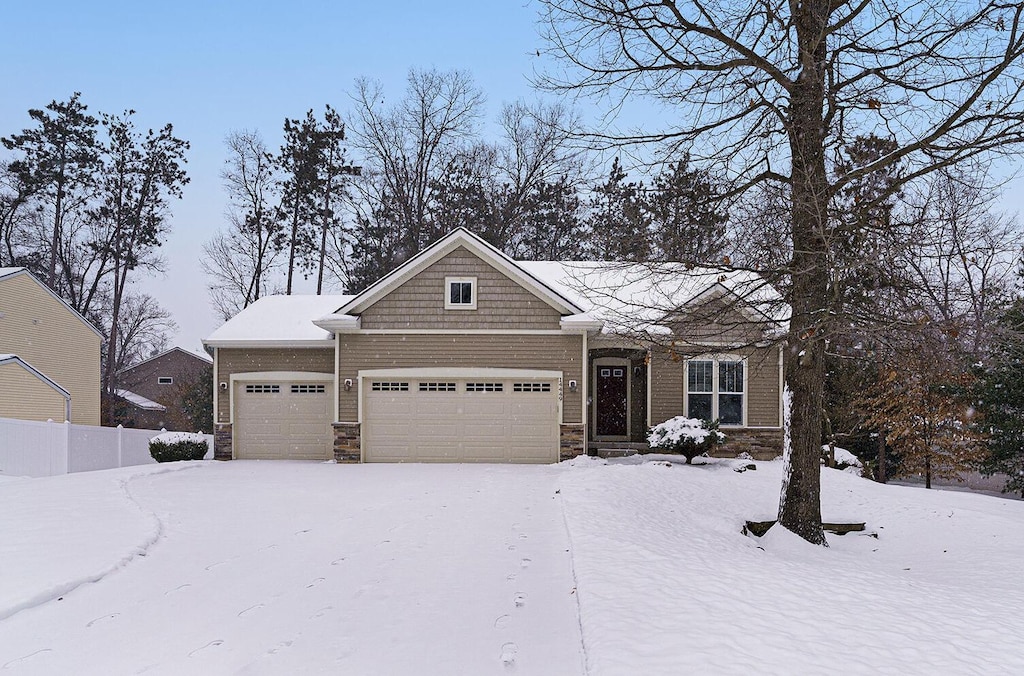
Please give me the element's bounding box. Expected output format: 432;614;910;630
0;268;102;425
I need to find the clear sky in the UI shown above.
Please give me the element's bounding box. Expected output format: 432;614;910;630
1;1;1021;354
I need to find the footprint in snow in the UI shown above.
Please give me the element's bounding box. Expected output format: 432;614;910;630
267;640;293;654
259;544;279;552
506;573;517;583
295;529;311;536
520;558;532;568
306;577;326;588
205;559;234;571
188;640;224;657
518;533;528;540
500;642;518;667
494;614;511;629
513;592;527;608
507;544;517;551
86;613;119;627
330;557;346;566
165;583;192;595
2;649;52;669
238;604;264;618
311;606;333;619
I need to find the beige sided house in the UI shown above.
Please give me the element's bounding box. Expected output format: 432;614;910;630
204;229;785;463
0;268;103;425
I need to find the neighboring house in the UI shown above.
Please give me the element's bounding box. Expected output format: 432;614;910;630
115;347;213;430
0;268;102;425
204;229;785;464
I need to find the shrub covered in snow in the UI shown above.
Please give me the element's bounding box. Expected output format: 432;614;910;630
149;432;208;463
647;417;726;464
820;444;865;476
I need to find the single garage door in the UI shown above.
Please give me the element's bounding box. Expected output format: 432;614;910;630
234;381;333;460
362;377;559;463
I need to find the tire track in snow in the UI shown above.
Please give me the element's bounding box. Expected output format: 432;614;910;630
0;464;198;623
557;470;592;676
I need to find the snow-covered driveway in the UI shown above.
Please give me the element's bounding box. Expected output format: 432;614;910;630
0;462;585;675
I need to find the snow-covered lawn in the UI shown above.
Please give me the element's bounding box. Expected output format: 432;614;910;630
1;457;1022;675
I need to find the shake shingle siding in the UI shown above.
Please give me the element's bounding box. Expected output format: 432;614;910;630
360;247;563;330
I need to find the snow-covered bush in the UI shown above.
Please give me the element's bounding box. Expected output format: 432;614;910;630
821;444;865;476
149;432;208;463
647;417;726;464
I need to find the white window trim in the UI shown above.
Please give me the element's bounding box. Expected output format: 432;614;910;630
158;376;173;385
444;276;477;310
683;355;747;427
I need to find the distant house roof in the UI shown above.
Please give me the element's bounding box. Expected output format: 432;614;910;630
114;388;167;411
119;346;212;374
204;295;354;347
0;267;104;339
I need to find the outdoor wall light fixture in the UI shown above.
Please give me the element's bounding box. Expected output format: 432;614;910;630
344;378;353;391
568;379;578;392
219;382;228;391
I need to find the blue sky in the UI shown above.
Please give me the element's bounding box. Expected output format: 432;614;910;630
1;1;1021;352
0;1;548;351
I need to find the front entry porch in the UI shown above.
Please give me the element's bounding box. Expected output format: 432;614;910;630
588;348;649;446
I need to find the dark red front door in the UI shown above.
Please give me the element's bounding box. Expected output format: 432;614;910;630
596;365;628;437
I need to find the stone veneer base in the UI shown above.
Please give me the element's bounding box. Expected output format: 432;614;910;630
333;422;361;463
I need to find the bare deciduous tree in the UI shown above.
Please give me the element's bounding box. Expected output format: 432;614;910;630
348;68;485;265
538;0;1024;543
203;130;283;320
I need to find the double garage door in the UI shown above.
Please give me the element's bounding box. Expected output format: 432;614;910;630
362;377;560;463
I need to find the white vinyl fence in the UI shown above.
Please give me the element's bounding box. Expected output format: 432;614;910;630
0;417;214;478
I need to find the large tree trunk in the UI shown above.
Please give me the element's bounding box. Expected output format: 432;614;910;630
778;0;829;545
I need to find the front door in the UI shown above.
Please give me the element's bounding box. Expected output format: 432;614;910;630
595;364;628;437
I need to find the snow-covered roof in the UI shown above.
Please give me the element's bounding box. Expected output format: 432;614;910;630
119;346;212;374
519;261;787;337
204;295;354;347
114;389;167;411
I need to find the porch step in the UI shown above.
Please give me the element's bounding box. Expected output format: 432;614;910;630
594;447;639;459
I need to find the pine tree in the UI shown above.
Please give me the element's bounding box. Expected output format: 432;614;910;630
647;156;727;264
978;300;1024;496
586;158;649;261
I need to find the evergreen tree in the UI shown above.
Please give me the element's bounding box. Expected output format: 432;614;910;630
277;110;324;294
647;156;727;263
518;176;584;260
587;158;649;261
978;300;1024;496
1;93;101;288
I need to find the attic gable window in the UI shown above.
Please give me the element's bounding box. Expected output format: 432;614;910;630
444;276;477;310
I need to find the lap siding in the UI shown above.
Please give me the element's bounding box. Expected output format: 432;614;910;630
215;348;335;425
338;334;584;424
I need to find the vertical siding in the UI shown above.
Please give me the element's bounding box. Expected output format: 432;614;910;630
214;348;335;425
649;343;780;428
337;334;584;423
0;274;101;425
0;363;67;422
360;247;564;330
